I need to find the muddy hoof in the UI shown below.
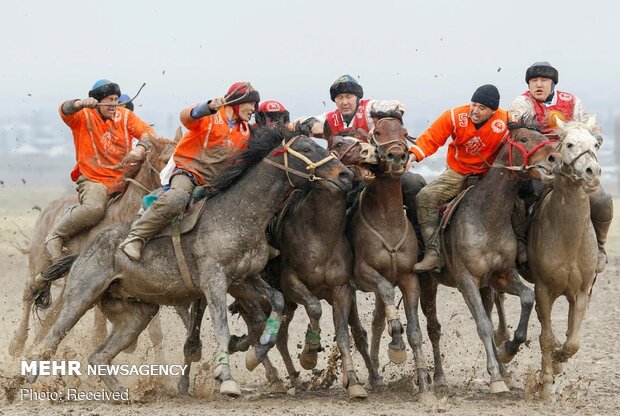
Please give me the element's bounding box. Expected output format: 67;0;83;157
220;379;241;397
489;380;509;394
347;383;368;399
267;379;286;394
245;347;261;371
552;361;564;375
299;346;318;370
434;374;448;388
497;341;515;364
388;347;407;364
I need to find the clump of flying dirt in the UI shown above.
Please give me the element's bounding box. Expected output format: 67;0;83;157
131;376;175;403
0;374;25;405
523;367;541;401
309;346;340;390
193;362;215;401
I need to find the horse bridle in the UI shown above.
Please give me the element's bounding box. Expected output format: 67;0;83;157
491;133;557;174
367;117;408;161
263;136;336;187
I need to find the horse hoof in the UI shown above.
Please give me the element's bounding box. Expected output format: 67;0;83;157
299;347;318;370
434;375;448;388
552;361;564;375
489;380;509;394
347;383;368;399
245;347;261;371
220;380;241;397
388;347;407;364
497;341;515;364
8;337;25;358
417;391;436;405
267;380;286;394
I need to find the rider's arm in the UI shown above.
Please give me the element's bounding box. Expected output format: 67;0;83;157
369;99;406;115
507;95;533;123
126;111;157;151
409;109;454;162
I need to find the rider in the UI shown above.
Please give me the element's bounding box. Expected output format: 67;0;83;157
296;74;426;227
509;61;613;272
410;84;509;272
254;100;290;128
45;79;157;260
120;82;260;261
118;93;134;112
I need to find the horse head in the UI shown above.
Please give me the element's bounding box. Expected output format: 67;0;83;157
555;117;601;193
503;118;562;183
267;134;354;193
329;135;377;183
368;111;409;175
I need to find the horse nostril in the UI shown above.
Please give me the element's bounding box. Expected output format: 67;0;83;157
340;170;353;183
387;153;395;161
548;155;556;163
360;149;369;157
586;167;593;176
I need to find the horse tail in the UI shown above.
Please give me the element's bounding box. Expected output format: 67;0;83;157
33;255;78;311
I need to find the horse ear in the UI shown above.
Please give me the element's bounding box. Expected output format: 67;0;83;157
323;120;334;148
174;126;184;143
555;115;566;131
584;114;598;132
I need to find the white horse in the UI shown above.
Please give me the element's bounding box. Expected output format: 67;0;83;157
527;116;602;401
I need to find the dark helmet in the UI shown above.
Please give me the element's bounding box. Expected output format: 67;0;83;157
255;100;290;127
525;61;559;84
88;79;121;101
118;94;134;111
329;74;364;102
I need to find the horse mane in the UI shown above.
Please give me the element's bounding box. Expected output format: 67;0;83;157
555;118;596;140
508;114;540;132
210;127;296;193
371;110;403;123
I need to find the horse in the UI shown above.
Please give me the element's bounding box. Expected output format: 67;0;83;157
27;128;354;397
418;121;562;394
525;117;602;401
253;134;381;399
346;114;435;402
9;134;178;358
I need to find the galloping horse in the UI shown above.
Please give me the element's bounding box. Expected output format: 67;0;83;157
419;121;562;394
348;114;434;402
28;129;353;397
9;135;177;357
258;134;380;399
526;117;602;401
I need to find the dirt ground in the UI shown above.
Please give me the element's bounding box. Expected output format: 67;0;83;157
0;187;619;415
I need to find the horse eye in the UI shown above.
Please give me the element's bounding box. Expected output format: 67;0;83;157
335;142;342;148
303;147;312;153
566;143;574;148
519;137;528;143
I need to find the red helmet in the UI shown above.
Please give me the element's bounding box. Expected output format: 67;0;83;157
225;82;260;105
255;100;290;127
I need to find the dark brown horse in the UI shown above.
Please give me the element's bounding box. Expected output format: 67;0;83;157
256;134;380;399
348;115;434;402
419;122;562;394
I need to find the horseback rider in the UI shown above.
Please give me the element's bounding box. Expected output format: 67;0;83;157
120;82;261;261
410;84;509;272
118;93;134;112
295;74;426;227
254;100;290;128
45;79;157;260
509;61;613;272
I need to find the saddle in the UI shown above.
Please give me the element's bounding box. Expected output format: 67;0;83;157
438;174;480;233
152;196;209;240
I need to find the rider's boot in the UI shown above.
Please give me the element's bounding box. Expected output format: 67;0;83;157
413;220;441;273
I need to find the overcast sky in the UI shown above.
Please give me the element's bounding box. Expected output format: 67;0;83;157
2;0;619;137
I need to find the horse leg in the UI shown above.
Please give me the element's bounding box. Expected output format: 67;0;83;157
200;271;239;396
553;291;589;364
229;298;265;353
178;296;207;395
457;273;508;394
91;307;108;351
495;271;535;364
146;312;165;362
419;274;446;387
89;297;158;394
281;273;323;371
9;294;34;357
494;293;512;345
261;356;286;394
348;288;384;388
535;282;558;402
369;294;385;369
331;284;368;399
399;276;434;403
275;302;301;386
230;276;284;371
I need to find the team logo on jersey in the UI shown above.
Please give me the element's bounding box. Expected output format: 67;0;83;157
101;131;116;154
463;136;486;155
558;92;573;101
491;119;506;133
113;110;122;122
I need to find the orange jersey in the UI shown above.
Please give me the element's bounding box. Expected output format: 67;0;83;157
60;104;156;188
409;105;509;175
173;106;251;185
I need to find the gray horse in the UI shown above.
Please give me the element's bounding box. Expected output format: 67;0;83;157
526;118;602;401
28;129;354;397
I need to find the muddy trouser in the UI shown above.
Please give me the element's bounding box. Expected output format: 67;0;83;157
416;169;465;227
46;175;108;243
125;173;195;243
401;171;427;257
512;182;613;253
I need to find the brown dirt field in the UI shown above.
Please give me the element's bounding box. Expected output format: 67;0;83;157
0;187;619;415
